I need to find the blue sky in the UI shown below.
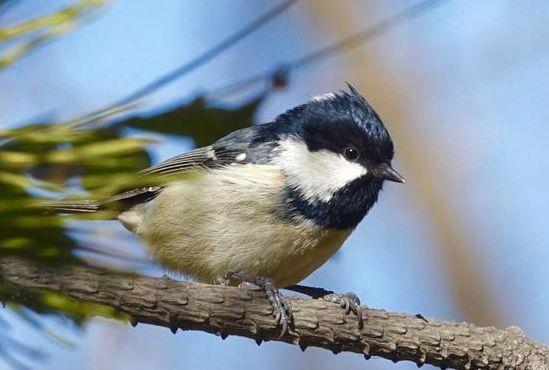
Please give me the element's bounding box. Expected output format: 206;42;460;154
1;1;548;369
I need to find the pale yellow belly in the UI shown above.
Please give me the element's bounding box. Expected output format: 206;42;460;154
127;165;354;286
258;226;353;287
140;212;352;287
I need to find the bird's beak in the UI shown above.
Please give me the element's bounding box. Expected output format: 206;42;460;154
374;163;406;183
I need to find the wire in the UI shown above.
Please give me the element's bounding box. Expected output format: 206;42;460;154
112;0;300;108
208;0;447;98
72;0;446;127
0;0;19;18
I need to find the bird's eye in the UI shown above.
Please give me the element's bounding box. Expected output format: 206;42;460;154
343;145;359;161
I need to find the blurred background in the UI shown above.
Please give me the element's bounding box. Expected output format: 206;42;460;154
1;0;548;369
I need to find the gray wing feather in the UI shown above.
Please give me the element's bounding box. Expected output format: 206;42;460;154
139;146;243;175
139;124;271;175
47;125;269;214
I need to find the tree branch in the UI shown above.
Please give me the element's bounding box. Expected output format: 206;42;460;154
0;257;547;369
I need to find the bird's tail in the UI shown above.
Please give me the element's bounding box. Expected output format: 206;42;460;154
38;187;162;215
39;200;100;214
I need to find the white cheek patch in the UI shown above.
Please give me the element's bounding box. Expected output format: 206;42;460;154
273;138;368;202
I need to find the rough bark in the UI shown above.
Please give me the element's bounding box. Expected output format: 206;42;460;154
0;257;547;369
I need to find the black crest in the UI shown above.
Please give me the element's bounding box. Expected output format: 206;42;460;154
275;84;394;168
274;84;396;229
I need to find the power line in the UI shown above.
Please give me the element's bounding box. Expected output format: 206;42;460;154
208;0;447;98
112;0;300;108
0;0;19;18
73;0;446;127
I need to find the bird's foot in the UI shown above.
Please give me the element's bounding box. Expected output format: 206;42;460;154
224;271;292;338
322;292;364;329
286;284;364;329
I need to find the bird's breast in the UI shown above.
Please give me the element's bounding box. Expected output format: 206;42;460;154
126;164;354;286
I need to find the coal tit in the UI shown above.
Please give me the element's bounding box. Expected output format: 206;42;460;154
56;85;404;335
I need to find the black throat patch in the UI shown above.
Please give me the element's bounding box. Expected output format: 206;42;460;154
284;176;383;229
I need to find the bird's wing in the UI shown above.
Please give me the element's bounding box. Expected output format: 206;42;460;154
139;145;245;176
140;123;275;175
47;125;272;214
46;146;248;214
103;145;248;210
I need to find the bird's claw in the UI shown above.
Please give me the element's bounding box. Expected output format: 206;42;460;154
224;271;293;338
322;292;364;329
266;284;292;339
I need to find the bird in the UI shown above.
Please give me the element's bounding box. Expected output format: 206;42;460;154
49;84;404;336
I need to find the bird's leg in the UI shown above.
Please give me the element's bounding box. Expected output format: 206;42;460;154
224;271;292;338
285;284;364;329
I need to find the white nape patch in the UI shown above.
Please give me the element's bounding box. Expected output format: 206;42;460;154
206;147;217;160
272;138;368;202
235;153;246;161
311;92;336;102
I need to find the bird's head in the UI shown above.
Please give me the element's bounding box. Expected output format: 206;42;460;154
271;84;404;228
